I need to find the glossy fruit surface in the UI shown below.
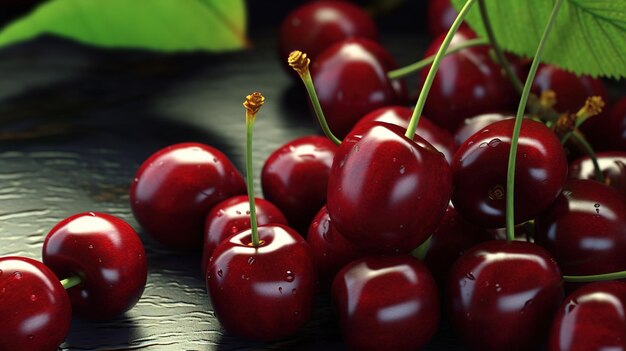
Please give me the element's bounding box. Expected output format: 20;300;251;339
311;38;407;138
607;96;626;150
43;212;147;320
261;135;337;234
278;1;378;66
206;225;316;341
447;240;563;351
327;122;452;253
332;255;439;351
452;118;568;228
427;0;469;37
421;29;516;132
569;151;626;198
307;206;365;284
130;142;246;250
535;180;626;277
201;195;287;274
549;281;626;351
351;106;457;163
0;256;71;351
453;112;511;147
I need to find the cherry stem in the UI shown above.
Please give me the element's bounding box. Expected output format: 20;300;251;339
243;92;265;247
573;131;605;183
60;275;82;290
563;271;626;283
404;0;476;139
412;235;433;261
288;51;342;146
505;0;563;242
387;37;488;79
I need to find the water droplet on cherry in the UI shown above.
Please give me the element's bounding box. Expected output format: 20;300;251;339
278;287;283;294
30;294;37;302
217;269;223;278
399;165;406;174
284;271;295;282
247;257;255;265
292;288;297;295
488;138;501;147
27;335;34;340
465;272;476;280
13;271;22;280
478;142;488;148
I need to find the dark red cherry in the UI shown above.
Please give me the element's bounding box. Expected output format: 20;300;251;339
206;225;316;341
569;151;626;199
452;118;568;228
0;256;71;351
549;281;626;351
307;206;365;284
43;212;147;320
327;122;452;253
447;240;564;351
421;29;516;132
606;96;626;150
201;195;287;274
261;136;337;234
535;180;626;278
278;1;378;66
427;0;470;37
351;106;457;163
332;255;439;351
453;112;512;147
130;142;246;250
311;38;408;138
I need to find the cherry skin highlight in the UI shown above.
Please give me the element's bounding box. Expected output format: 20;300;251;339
43;212;147;320
606;96;626;150
427;0;470;37
447;240;564;351
0;256;71;351
206;225;317;341
261;135;337;234
130;142;246;250
452;118;568;228
569;151;626;199
201;195;287;274
332;255;440;351
453;112;512;147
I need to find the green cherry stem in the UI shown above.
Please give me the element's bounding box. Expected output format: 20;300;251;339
405;0;476;139
505;0;564;242
572;131;605;183
412;236;433;261
288;51;341;146
387;37;488;79
60;275;82;290
563;271;626;283
243;92;265;247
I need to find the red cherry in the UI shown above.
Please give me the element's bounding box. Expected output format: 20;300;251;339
549;281;626;351
452;118;568;228
606;96;626;150
332;255;439;351
569;151;626;199
0;256;71;351
311;38;408;138
421;29;516;132
306;206;365;284
130;142;246;250
351;105;457;163
427;0;470;37
261;136;337;234
206;225;316;341
43;212;147;320
201;195;287;274
278;1;378;67
447;240;564;351
535;180;626;278
453;112;512;147
327;122;452;253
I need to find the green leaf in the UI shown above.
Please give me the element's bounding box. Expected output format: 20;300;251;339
0;0;248;52
451;0;626;79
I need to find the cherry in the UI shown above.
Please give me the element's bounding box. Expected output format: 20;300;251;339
0;256;71;351
310;38;408;138
427;0;470;37
606;96;626;150
306;206;365;284
42;212;147;320
452;118;568;228
201;195;287;274
535;180;626;278
420;29;516;132
261;135;337;234
453;112;511;147
351;105;457;163
332;255;439;351
549;281;626;351
130;142;246;250
447;240;564;351
569;151;626;199
278;1;378;68
327;122;452;253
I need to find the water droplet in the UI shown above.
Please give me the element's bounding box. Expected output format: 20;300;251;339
478;142;488;148
465;272;476;280
216;210;224;217
241;274;250;281
292;289;297;295
231;226;240;234
245;210;250;215
213;157;218;163
88;212;96;217
27;335;34;340
293;311;300;316
13;271;22;280
488;138;501;147
88;244;94;249
594;203;601;214
98;258;103;263
399;224;405;229
481;129;489;133
399;165;406;174
284;271;295;282
564;301;577;314
247;257;255;265
278;287;283;294
468;141;474;146
392;157;397;163
217;269;223;278
495;284;502;292
0;269;3;277
235;210;242;215
488;185;505;200
133;177;139;182
30;294;37;302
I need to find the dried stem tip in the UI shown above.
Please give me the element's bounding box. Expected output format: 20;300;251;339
244;92;265;116
288;50;310;76
540;90;557;109
579;96;605;119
